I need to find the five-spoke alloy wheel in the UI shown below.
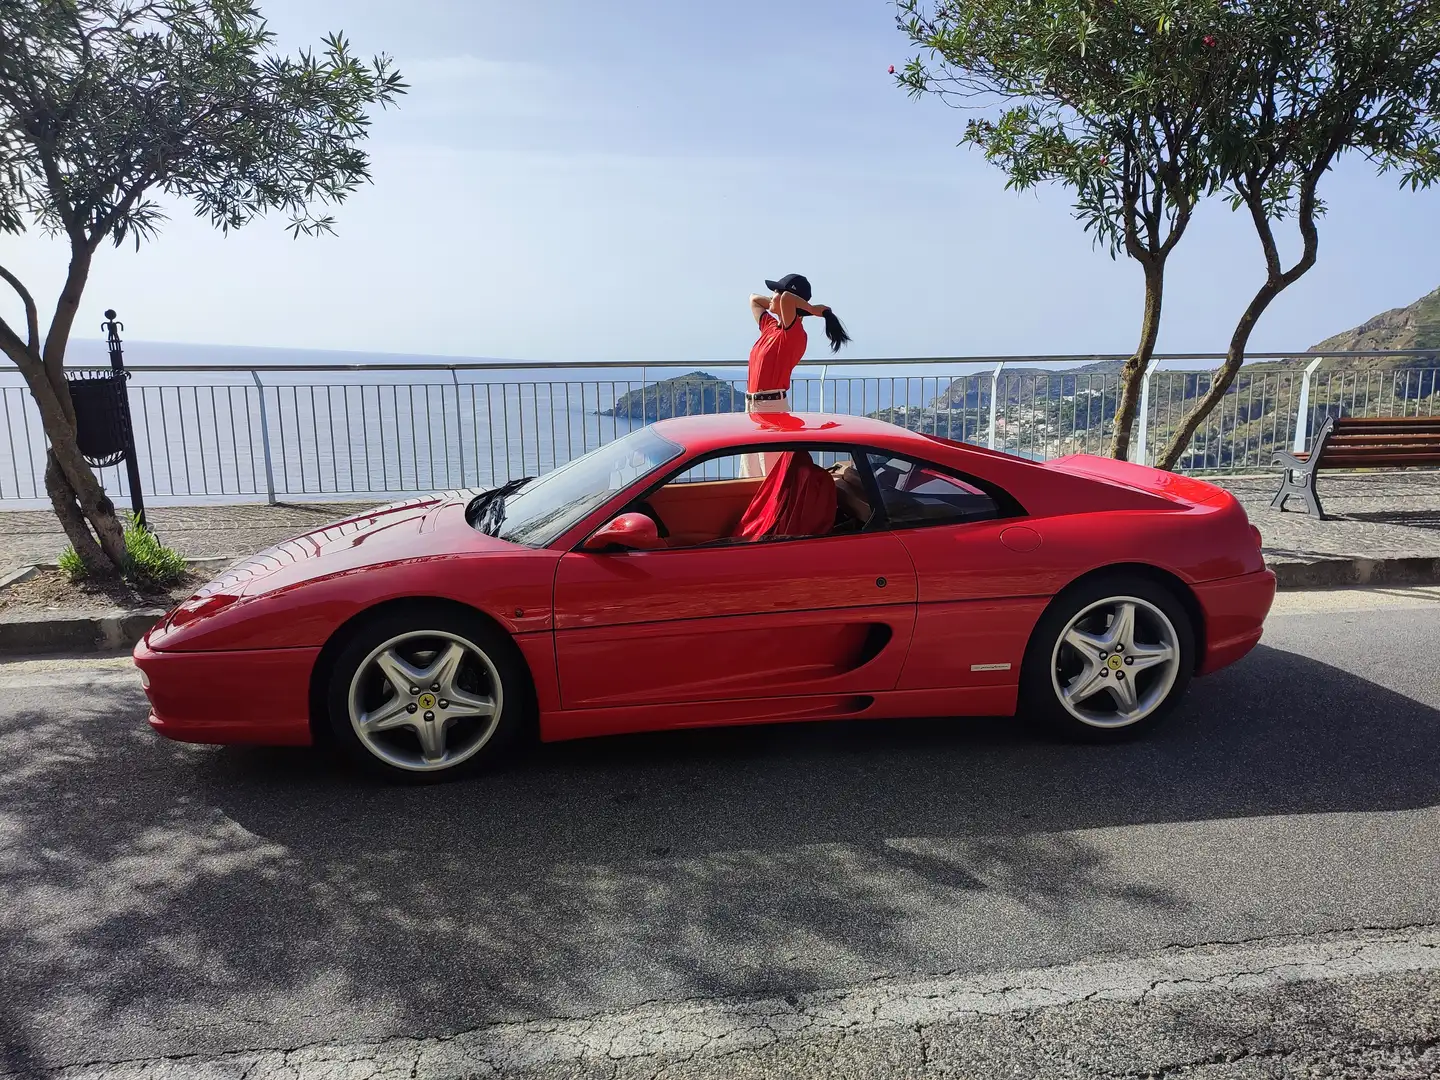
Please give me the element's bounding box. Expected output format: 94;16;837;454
326;606;526;780
1022;576;1195;740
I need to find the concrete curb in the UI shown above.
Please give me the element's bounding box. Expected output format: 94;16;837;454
0;556;1434;658
0;557;236;657
1270;555;1440;590
0;609;164;655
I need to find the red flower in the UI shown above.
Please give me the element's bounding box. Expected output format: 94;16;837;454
888;65;896;75
1203;34;1217;46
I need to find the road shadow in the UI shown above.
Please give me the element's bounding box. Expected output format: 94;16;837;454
1339;508;1440;530
1;645;1437;1068
209;644;1440;850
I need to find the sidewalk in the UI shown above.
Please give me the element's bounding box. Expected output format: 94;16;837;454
0;473;1436;580
1221;472;1440;576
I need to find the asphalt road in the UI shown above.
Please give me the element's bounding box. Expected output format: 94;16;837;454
2;587;1439;1078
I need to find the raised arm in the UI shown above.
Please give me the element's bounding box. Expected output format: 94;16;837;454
749;293;772;326
772;291;829;327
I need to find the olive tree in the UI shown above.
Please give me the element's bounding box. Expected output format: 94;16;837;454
895;0;1236;460
0;0;404;573
1153;0;1440;469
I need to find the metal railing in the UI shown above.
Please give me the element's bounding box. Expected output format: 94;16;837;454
0;351;1434;507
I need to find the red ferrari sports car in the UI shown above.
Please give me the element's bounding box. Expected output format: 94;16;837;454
133;412;1275;780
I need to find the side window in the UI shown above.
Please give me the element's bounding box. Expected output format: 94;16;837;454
865;454;1003;528
639;447;870;548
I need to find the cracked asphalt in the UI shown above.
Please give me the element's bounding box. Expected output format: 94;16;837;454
2;586;1439;1078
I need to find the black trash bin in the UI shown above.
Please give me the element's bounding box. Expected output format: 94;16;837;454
65;370;132;468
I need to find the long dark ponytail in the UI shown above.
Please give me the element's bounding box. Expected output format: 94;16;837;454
819;308;850;354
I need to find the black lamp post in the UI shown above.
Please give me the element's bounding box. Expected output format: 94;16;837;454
99;309;147;529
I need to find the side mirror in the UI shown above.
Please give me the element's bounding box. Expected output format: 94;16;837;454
583;513;665;552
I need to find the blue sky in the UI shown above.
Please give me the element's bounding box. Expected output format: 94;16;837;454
6;0;1438;364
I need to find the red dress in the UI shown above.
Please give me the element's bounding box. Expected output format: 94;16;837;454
747;313;808;394
734;451;838;541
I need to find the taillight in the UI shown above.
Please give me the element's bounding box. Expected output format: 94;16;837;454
1249;524;1263;550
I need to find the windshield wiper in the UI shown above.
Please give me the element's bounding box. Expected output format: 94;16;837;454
466;476;532;533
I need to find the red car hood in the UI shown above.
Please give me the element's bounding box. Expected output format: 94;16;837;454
171;492;510;625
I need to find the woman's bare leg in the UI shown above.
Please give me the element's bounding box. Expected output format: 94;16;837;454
741;397;789;476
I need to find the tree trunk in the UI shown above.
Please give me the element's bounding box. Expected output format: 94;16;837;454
51;428;127;571
30;246;128;573
42;249;93;429
14;355;127;573
1155;173;1323;472
1108;260;1165;461
1154;279;1286;471
2;248;126;575
45;452;109;569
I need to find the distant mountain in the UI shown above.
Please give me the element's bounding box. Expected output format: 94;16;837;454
1304;285;1440;369
934;360;1125;410
603;371;741;420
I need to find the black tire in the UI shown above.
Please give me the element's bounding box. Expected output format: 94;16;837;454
1019;574;1195;742
324;603;530;782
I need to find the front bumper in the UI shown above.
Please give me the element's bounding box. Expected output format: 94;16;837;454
133;637;319;746
1193;569;1277;675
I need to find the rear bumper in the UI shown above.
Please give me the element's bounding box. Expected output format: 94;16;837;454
133;638;317;746
1193;569;1277;676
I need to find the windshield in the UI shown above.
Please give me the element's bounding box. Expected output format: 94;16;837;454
485;427;683;547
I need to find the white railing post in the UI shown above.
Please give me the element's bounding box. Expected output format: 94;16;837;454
251;371;276;505
1130;357;1162;465
818;364;828;413
450;367;465;488
987;361;1005;450
1292;356;1325;452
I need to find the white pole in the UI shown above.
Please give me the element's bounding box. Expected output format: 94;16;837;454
251;371;276;505
1130;357;1162;465
1292;356;1325;452
987;361;1005;450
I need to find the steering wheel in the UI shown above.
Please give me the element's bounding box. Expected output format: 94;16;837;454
633;500;670;538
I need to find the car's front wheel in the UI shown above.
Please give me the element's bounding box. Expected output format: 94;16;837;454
326;606;527;780
1021;576;1194;741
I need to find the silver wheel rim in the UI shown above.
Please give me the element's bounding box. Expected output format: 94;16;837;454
1049;595;1181;730
347;630;504;773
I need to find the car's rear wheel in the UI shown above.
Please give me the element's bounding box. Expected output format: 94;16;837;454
1021;576;1194;741
325;606;526;781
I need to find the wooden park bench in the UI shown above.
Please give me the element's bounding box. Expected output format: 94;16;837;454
1270;414;1440;519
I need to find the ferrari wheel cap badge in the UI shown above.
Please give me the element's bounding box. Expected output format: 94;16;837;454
418;692;437;710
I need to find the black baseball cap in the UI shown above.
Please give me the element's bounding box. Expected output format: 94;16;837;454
765;274;812;301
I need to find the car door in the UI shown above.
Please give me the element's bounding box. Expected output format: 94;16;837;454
860;452;1051;692
551;531;918;711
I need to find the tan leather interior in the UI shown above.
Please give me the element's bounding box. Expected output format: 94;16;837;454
643;459;873;547
647;477;763;547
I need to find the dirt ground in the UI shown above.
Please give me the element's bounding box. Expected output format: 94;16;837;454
0;567;204;615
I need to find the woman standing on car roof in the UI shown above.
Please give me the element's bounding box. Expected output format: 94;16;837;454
742;273;850;476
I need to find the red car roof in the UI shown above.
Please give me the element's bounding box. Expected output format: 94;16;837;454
651;411;931;453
